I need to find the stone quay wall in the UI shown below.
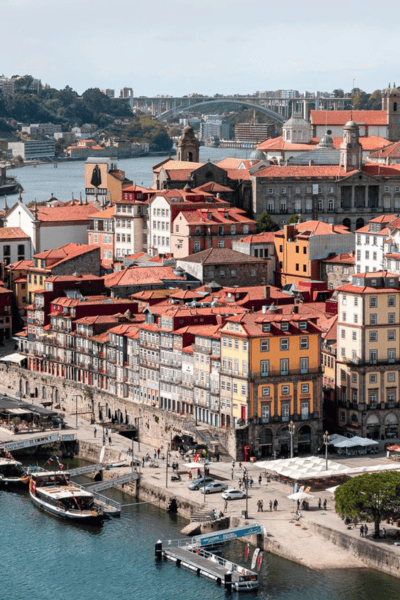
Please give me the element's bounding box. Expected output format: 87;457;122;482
309;520;400;577
0;364;238;458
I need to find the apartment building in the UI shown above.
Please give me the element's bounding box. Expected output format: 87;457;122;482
220;309;323;456
87;206;115;269
336;271;400;440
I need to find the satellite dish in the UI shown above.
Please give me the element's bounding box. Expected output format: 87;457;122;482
99;445;106;464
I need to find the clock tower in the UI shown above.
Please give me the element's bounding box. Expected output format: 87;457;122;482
339;120;362;172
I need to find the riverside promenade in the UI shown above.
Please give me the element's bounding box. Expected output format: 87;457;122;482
3;391;400;575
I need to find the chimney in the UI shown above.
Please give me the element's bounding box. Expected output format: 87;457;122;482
309;159;314;166
264;285;270;300
292;305;299;314
262;305;267;314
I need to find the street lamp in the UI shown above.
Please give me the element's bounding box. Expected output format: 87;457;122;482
203;459;209;505
323;431;330;471
165;443;170;488
288;421;295;459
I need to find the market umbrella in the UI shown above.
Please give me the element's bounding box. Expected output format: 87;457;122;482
287;491;314;500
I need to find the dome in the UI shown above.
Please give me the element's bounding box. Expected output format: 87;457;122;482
318;132;333;148
282;112;312;144
344;120;358;128
250;149;265;161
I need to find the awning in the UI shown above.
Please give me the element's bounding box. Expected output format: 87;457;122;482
0;353;27;364
5;408;32;415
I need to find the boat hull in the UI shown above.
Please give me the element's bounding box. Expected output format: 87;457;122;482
30;491;105;524
0;476;30;490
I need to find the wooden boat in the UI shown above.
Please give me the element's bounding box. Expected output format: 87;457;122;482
0;457;30;488
29;471;105;524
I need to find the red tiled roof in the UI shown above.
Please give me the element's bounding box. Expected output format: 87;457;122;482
216;158;252;169
254;165;353;179
175;207;254;226
236;232;276;244
257;135;390;153
178;247;267;265
0;227;30;240
153;159;203;173
322;251;355;264
8;259;33;271
275;220;352;237
33;243;99;267
90;206;115;219
310;110;388;126
192;182;233;193
104;266;185;288
369;141;400;159
226;168;250;181
36;204;98;222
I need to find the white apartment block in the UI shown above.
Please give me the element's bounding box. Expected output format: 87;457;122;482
355;215;400;275
148;195;172;255
114;200;148;258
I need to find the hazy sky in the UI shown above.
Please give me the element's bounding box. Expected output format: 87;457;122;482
3;0;400;96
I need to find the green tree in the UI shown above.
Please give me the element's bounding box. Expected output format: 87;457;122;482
256;212;280;233
335;472;400;537
333;89;344;98
287;214;302;224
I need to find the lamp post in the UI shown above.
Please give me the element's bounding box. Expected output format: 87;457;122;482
288;421;295;459
166;443;170;488
323;431;330;471
243;471;249;519
203;459;209;505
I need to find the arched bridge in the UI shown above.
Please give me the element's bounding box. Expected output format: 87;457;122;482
156;98;285;124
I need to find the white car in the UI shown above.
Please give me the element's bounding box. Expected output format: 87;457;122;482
199;482;228;494
221;489;247;500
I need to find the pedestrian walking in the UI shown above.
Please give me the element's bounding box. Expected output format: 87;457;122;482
142;456;145;467
224;500;228;512
109;436;112;445
269;500;273;512
323;498;327;510
249;478;253;489
257;500;261;513
274;499;278;511
93;427;97;438
260;500;264;512
153;449;157;460
231;469;234;480
258;474;262;485
364;524;368;537
157;448;160;458
238;479;242;490
360;524;364;537
318;498;322;509
239;462;242;469
197;467;201;478
105;428;109;437
297;499;300;510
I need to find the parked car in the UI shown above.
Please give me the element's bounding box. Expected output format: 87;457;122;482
221;489;246;500
199;482;228;494
187;477;215;491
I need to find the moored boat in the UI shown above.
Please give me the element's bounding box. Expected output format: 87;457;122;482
29;471;105;523
0;163;20;196
0;457;30;488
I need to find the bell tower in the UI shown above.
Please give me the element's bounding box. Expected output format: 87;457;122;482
382;85;400;141
339;121;362;172
176;125;199;162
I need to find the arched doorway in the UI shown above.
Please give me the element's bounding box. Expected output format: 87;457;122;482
355;218;364;230
297;425;312;454
366;414;381;440
385;414;399;440
278;426;290;457
343;218;351;231
259;427;273;457
25;381;29;396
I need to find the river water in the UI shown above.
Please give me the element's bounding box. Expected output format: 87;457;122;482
4;147;251;208
2;480;400;600
3;151;400;598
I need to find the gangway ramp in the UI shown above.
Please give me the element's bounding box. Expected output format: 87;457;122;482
69;463;103;476
2;432;75;452
85;472;139;493
193;524;263;547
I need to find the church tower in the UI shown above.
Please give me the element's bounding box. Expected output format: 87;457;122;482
339;121;362;172
382;85;400;141
176;125;200;162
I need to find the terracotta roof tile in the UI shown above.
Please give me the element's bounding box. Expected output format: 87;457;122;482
310;110;388;126
104;266;185;288
178;247;267;265
0;227;30;240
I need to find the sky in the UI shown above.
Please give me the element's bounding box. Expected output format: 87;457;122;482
3;0;400;97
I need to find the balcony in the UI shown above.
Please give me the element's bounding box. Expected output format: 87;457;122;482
250;367;320;379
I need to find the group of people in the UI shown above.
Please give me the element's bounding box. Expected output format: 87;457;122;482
360;524;369;537
257;499;278;512
93;427;112;445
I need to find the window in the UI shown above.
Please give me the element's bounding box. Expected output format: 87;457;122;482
342;312;347;322
296;246;299;254
280;338;289;351
369;350;377;364
370;313;377;325
369;331;378;342
300;357;309;374
282;404;290;421
230;269;237;277
388;372;396;382
280;359;289;375
261;360;269;376
281;385;290;395
295;263;299;271
301;383;309;394
303;264;307;272
301;402;309;420
194;241;201;252
328;265;333;273
370;297;377;308
388;296;396;307
299;322;307;330
389;313;396;324
262;386;270;396
388;330;396;341
218;240;225;248
261;404;270;423
388;349;396;363
352;331;357;341
341;329;346;339
260;340;269;352
369;374;377;384
353;314;358;324
300;337;308;349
